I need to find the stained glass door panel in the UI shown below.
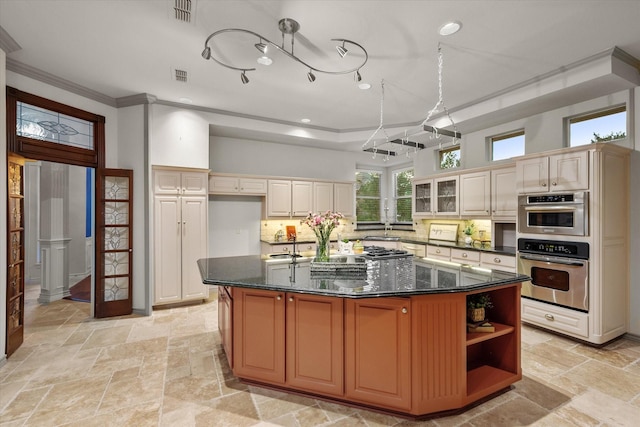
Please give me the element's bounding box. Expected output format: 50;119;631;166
96;169;133;318
6;158;25;357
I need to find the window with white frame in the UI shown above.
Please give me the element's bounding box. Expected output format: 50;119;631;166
439;146;460;169
356;170;381;222
569;106;626;147
394;168;413;223
491;130;525;161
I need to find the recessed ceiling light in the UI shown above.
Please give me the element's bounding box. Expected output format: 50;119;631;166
257;56;273;65
358;83;371;90
301;118;311;123
439;21;462;36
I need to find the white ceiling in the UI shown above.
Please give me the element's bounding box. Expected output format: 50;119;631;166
2;0;640;157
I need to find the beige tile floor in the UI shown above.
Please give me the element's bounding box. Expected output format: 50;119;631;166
2;284;640;426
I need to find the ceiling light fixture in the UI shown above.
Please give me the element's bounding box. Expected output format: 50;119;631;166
439;21;462;36
201;18;368;84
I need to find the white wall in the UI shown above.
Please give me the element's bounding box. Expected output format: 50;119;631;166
208;196;262;258
117;105;148;313
414;90;632;177
628;88;640;334
210;136;357;182
149;104;209;170
68;165;88;278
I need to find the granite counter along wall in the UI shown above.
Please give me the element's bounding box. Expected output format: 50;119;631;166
261;218;493;246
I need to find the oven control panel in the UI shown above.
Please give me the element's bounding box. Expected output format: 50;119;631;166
518;238;589;259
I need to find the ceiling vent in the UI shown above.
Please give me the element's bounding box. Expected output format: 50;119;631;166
173;0;193;23
174;69;188;83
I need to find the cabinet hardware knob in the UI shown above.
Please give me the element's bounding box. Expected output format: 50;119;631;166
544;314;554;321
542;182;547;187
552;182;557;186
494;258;501;263
436;249;441;254
276;295;282;301
402;308;408;314
462;253;468;258
289;297;294;302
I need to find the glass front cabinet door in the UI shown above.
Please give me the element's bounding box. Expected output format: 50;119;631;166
435;176;459;216
412;179;433;217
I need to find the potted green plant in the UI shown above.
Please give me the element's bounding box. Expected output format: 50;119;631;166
462;220;475;244
467;293;493;322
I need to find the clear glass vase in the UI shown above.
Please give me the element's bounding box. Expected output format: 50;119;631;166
315;238;330;262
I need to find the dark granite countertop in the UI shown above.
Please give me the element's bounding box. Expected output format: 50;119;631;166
262;238;516;256
197;255;528;298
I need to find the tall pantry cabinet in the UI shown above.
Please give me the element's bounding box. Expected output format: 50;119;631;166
153;167;209;305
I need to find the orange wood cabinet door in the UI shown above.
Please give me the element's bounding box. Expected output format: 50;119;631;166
218;286;233;368
286;293;344;397
411;293;466;414
345;297;412;412
233;288;286;384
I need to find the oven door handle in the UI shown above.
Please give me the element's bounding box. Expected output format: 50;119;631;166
523;205;578;211
519;253;586;266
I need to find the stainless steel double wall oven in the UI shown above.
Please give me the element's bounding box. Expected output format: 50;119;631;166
517;191;590;312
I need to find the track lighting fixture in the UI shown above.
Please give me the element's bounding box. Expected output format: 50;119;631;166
307;70;316;82
254;41;267;54
201;18;368;84
336;41;348;58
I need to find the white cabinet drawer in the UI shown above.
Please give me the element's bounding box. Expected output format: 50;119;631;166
480;252;516;272
426;245;451;261
451;248;480;265
521;298;588;339
401;243;426;257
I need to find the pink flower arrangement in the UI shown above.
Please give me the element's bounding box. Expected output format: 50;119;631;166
301;211;345;260
301;211;344;242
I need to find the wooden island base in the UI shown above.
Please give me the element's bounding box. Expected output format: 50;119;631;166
218;282;522;418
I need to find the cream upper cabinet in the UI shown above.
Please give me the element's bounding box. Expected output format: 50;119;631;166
292;181;313;216
268;179;350;218
209;175;267;195
334;183;355;217
267;180;293;217
434;176;459;216
413;179;434;217
517;151;588;193
155;169;207;195
460;171;490;217
491;167;517;218
313;182;334;213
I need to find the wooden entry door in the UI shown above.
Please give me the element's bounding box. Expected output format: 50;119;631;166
95;169;133;318
6;157;25;357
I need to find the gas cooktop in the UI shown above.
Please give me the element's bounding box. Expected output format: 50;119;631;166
363;246;411;259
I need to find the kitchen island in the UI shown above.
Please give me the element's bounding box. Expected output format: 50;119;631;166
197;255;527;418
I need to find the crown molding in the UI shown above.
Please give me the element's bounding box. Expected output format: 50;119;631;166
6;57;118;107
0;25;21;54
116;93;158;107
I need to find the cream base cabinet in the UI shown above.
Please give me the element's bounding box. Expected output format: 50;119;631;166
153;168;209;305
